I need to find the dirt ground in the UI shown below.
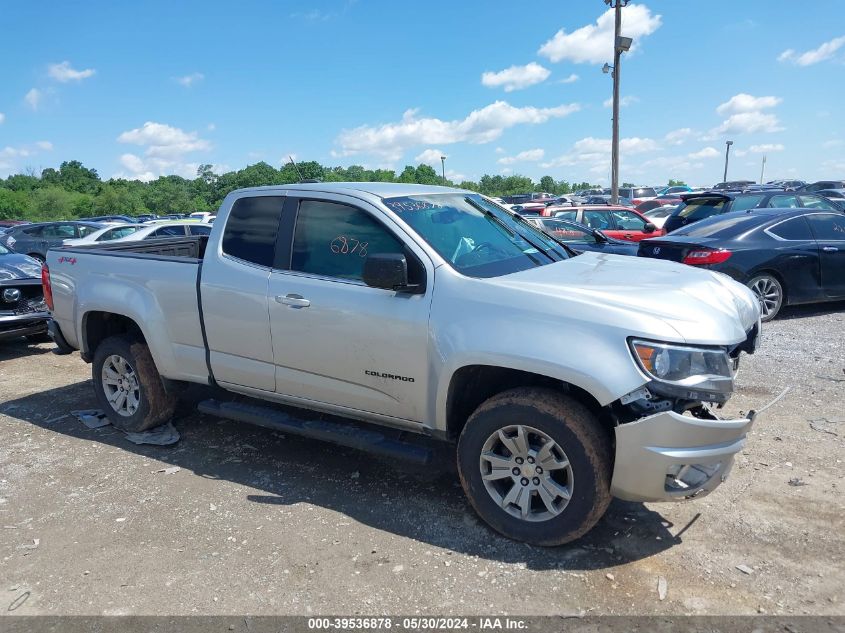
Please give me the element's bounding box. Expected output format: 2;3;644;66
0;302;843;616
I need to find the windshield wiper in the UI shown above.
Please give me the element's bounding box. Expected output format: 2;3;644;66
464;197;560;263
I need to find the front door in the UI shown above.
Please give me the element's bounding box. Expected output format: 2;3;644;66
807;213;845;298
268;195;433;423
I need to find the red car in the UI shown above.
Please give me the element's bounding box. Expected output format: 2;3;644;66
551;205;665;241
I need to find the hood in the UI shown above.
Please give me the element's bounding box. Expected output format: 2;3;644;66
0;253;43;281
491;252;760;345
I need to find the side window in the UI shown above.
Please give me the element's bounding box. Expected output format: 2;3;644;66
151;226;186;238
553;211;577;221
99;226;138;241
798;195;836;211
21;226;44;237
291;200;404;281
221;196;284;267
546;221;595;244
189;225;211;236
807;214;845;241
77;225;99;238
611;210;647;230
582;211;613;230
767;195;799;208
42;224;76;238
768;217;813;241
731;195;765;212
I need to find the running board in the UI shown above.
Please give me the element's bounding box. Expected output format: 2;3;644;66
197;399;433;465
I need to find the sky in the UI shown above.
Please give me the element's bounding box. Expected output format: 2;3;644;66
1;0;843;187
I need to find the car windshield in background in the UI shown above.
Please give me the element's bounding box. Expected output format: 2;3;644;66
678;197;728;219
383;194;569;278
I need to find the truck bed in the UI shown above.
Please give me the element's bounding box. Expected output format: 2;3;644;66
57;236;208;261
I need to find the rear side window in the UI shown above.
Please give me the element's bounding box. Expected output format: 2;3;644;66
767;195;799;208
678;198;727;219
768;217;813;241
77;225;99;238
221;196;284;267
99;226;139;241
152;226;186;237
42;224;76;238
731;195;765;211
554;210;577;221
189;225;211;236
291;200;403;281
21;226;43;236
798;195;837;210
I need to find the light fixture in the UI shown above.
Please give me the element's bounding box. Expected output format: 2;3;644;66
602;63;612;74
616;36;633;52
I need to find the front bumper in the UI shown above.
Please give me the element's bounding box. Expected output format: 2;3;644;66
610;408;755;502
0;312;50;341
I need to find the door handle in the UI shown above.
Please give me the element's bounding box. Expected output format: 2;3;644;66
275;294;311;308
822;246;839;252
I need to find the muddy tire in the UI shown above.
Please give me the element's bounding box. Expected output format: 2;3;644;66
91;335;177;433
457;387;612;546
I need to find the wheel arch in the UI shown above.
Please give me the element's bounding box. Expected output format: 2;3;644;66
81;311;147;361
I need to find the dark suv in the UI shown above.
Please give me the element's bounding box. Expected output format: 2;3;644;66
663;191;842;233
0;221;105;261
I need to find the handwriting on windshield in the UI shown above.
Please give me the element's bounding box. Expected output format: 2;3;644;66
330;236;368;257
384;200;440;212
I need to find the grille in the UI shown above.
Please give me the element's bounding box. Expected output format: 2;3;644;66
0;284;46;315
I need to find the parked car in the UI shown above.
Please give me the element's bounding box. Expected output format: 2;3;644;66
109;222;212;242
521;217;639;256
617;187;658;205
767;180;805;191
47;182;762;546
552;205;664;241
502;193;554;205
636;195;682;213
0;221;106;261
657;185;693;195
0;220;31;229
818;189;845;210
583;195;635;207
642;205;678;229
0;242;49;342
713;180;756;191
639;208;845;321
510;202;550;216
81;215;137;224
799;180;845;193
135;214;158;223
63;224;144;246
663;191;841;234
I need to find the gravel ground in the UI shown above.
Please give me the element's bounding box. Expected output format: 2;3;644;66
0;301;843;616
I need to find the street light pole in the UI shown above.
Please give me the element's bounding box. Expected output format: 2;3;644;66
723;140;733;183
440;155;446;183
760;155;766;184
610;1;622;205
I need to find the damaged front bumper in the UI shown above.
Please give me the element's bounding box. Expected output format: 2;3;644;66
610;407;755;502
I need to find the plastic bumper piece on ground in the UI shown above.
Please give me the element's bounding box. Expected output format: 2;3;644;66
611;408;755;502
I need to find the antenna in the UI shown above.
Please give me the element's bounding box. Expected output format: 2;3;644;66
288;155;304;181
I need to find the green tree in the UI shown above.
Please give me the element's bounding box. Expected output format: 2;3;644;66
0;188;31;220
538;176;557;194
56;160;102;194
667;178;687;187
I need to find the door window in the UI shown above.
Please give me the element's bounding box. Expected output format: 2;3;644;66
98;226;139;241
582;211;614;230
553;210;577;221
189;225;212;236
291;200;404;282
731;195;765;211
150;225;187;237
798;195;837;210
41;224;76;238
77;225;99;238
767;195;800;208
543;221;597;244
221;196;284;267
610;210;647;230
807;214;845;241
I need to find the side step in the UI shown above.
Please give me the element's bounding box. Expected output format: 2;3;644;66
197;399;433;465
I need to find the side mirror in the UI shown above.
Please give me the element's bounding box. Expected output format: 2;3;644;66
363;253;414;292
643;222;657;233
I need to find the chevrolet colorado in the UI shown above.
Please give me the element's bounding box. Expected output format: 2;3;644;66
46;183;762;545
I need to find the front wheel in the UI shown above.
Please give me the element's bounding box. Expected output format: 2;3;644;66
457;387;612;546
92;335;176;432
747;273;783;322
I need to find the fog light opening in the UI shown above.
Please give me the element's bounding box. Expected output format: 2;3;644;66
665;462;722;493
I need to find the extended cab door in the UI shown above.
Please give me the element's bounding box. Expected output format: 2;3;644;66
267;193;433;424
200;193;286;391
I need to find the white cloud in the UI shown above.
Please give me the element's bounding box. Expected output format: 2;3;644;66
602;95;639;108
175;72;205;87
778;36;845;66
688;147;719;159
716;93;782;116
24;88;43;110
538;4;662;64
664;128;693;145
335;101;581;161
749;143;784;153
540;135;658;169
0;141;53;175
481;62;550;92
0;113;4;125
495;147;506;154
414;148;446;166
497;148;545;165
116;122;212;180
559;73;580;84
48;61;96;82
35;141;53;151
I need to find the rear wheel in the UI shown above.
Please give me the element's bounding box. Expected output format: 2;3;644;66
457;387;612;546
92;335;176;432
747;273;783;322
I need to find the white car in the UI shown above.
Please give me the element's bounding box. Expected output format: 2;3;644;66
188;212;213;222
110;222;212;242
63;224;144;247
642;205;677;229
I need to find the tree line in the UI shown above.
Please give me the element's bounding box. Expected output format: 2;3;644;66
0;159;609;221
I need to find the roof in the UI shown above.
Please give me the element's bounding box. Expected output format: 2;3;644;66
232;182;467;199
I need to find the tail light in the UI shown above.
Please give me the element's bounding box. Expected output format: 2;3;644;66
683;248;733;265
41;264;54;311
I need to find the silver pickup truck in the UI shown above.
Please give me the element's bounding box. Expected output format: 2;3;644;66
46;183;762;545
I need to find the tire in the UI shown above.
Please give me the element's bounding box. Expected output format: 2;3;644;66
747;273;784;322
91;335;177;433
457;387;612;546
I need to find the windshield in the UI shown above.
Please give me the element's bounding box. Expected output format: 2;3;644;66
678;198;727;219
0;243;9;255
383;193;570;278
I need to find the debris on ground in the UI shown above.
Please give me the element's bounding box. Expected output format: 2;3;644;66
788;478;807;487
736;564;754;575
71;409;110;429
154;466;181;475
18;538;39;551
70;409;180;445
657;576;667;601
605;573;615;581
808;418;839;436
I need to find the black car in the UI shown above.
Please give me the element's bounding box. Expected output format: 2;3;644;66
638;209;845;321
0;243;49;342
712;180;756;191
663;191;841;234
81;214;136;223
521;217;639;256
799;180;845;193
583;195;635;207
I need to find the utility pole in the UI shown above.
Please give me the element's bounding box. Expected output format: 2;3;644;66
604;1;631;204
723;140;733;183
440;155;446;184
760;155;766;184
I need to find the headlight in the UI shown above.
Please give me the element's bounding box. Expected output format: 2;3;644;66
629;339;735;403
